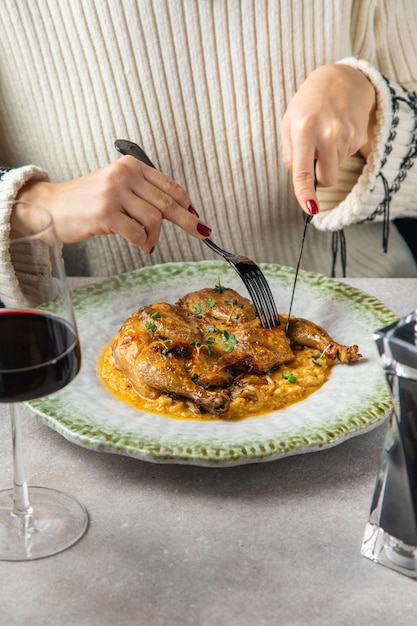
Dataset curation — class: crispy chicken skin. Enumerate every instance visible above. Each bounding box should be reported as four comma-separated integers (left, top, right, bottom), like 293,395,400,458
281,315,362,364
111,287,361,415
177,287,256,325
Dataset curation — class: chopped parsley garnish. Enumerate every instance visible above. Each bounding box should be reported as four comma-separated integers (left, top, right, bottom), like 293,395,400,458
151,311,161,319
205,325,221,334
225,299,243,308
223,330,237,352
145,321,157,332
205,297,216,308
213,278,225,293
191,341,213,356
156,339,173,354
224,298,244,323
312,353,323,367
282,372,297,384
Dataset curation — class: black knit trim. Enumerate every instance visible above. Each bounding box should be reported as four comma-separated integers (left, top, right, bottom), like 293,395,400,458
331,230,347,278
0,166,12,180
361,78,417,224
355,77,417,258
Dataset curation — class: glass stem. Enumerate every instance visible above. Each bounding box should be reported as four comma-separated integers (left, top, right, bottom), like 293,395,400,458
9,404,32,516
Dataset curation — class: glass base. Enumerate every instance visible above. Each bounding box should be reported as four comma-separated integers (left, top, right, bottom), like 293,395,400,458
361,521,417,579
0,486,88,561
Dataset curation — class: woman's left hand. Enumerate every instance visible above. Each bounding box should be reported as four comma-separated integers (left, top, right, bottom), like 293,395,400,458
280,63,377,216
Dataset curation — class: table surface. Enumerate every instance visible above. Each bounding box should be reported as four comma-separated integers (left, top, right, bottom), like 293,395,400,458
1,277,417,626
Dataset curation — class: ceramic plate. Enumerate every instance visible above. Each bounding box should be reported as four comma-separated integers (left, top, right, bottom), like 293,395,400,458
27,261,396,467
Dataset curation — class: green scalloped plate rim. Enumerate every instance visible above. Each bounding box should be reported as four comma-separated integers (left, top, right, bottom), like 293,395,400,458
26,261,397,467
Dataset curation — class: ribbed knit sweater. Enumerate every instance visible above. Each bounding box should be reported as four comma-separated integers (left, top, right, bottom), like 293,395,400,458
1,0,417,305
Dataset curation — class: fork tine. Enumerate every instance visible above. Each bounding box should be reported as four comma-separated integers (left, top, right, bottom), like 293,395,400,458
239,274,270,328
203,239,279,327
228,263,276,328
242,271,279,329
255,272,281,327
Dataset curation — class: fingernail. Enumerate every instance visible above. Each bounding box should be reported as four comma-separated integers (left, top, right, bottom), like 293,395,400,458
196,223,212,237
306,199,319,215
188,205,199,218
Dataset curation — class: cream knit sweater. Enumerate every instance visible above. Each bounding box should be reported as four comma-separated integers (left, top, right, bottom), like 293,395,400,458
1,0,417,305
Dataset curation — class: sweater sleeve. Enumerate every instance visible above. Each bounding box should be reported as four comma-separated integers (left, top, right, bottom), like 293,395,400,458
0,165,50,307
313,57,417,232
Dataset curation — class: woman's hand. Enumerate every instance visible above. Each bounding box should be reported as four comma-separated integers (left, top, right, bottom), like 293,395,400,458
280,63,377,215
16,156,211,253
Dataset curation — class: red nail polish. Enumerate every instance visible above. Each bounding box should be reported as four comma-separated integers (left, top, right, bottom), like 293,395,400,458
306,199,319,215
188,205,199,218
197,223,211,237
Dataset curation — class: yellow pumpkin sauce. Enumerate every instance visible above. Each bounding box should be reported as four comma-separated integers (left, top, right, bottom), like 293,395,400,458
98,339,335,421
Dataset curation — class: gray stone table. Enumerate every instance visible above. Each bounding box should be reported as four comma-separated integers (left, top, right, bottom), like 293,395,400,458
1,278,417,625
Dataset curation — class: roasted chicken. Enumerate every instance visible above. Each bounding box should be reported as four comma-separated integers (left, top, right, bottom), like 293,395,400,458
110,286,361,415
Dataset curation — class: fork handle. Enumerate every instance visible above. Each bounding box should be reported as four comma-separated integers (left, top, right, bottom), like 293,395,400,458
114,139,157,169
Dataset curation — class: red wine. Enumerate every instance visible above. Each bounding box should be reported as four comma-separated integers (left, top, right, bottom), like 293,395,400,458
0,310,81,402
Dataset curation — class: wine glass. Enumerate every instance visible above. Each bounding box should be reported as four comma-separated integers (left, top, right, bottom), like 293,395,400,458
0,201,88,560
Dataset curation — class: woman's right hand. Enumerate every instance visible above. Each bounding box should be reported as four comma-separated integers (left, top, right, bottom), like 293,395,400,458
16,156,211,253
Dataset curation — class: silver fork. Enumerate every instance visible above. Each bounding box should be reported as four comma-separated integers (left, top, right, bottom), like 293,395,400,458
114,140,280,329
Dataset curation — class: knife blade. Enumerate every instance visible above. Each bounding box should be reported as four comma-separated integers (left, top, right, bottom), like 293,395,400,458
285,164,317,333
